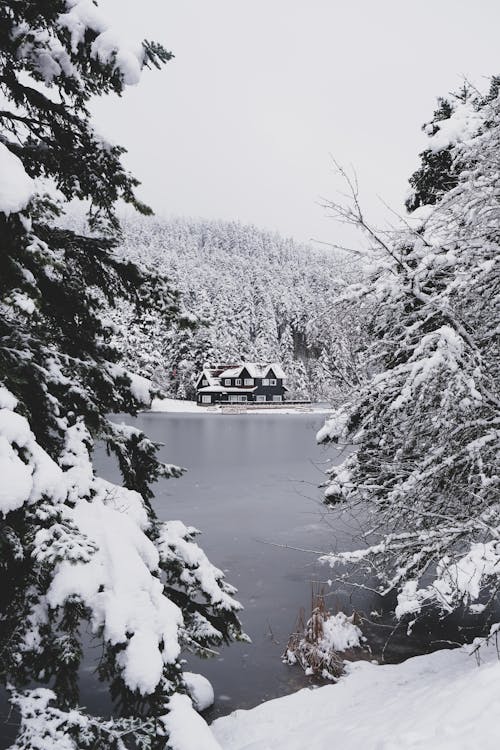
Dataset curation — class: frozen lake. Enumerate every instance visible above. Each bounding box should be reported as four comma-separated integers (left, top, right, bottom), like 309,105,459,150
96,411,345,718
95,410,464,720
91,411,484,721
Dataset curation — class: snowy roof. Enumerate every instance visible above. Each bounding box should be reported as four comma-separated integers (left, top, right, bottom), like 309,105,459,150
220,366,243,377
196,369,221,388
210,362,286,380
264,363,286,379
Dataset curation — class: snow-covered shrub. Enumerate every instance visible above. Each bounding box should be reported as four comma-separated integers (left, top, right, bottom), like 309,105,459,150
0,3,244,748
283,593,365,680
318,80,500,628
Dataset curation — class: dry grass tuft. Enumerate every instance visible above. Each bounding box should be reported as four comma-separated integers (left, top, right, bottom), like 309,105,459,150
283,586,364,680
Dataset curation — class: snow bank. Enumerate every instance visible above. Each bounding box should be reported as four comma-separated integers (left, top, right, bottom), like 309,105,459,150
0,143,35,216
151,398,202,413
165,694,222,750
212,642,500,750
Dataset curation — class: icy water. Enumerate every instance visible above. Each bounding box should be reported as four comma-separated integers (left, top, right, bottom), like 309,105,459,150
91,411,486,721
96,411,343,718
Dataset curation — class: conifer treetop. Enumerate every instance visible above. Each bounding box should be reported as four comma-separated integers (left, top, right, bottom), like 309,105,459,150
0,0,173,227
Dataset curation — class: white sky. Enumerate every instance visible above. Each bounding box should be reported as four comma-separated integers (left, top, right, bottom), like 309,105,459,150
95,0,500,246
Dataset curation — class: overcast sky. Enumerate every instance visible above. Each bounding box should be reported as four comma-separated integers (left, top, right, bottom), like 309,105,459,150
96,0,500,246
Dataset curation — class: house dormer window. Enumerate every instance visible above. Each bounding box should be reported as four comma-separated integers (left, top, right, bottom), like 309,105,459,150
262,378,269,386
244,378,254,386
202,379,208,386
236,378,242,385
224,379,231,385
269,379,277,386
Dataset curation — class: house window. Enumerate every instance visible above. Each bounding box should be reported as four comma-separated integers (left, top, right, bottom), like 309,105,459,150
239,395,247,402
202,379,208,386
224,379,231,385
235,378,242,385
244,378,254,386
272,395,282,402
269,379,277,386
262,378,270,386
201,395,211,403
256,395,266,402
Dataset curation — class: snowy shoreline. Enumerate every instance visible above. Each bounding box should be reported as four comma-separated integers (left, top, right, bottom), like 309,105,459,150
149,397,332,415
211,640,500,750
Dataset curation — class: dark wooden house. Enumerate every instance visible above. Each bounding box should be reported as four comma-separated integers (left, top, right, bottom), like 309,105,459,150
196,362,287,406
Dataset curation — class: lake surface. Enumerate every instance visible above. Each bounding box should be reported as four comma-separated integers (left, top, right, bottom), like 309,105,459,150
97,411,343,718
95,411,483,721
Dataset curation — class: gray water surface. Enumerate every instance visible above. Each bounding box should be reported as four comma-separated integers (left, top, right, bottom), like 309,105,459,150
94,412,487,721
96,411,373,719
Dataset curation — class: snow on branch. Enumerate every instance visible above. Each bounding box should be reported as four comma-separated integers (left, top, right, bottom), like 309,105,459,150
0,142,35,217
8,686,159,750
158,520,242,613
12,0,150,87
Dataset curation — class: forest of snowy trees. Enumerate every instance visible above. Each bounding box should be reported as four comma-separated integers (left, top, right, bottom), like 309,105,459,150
61,214,365,403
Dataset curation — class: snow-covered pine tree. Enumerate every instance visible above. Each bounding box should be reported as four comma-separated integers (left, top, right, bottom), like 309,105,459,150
0,3,243,748
404,95,458,213
405,80,500,213
318,83,499,626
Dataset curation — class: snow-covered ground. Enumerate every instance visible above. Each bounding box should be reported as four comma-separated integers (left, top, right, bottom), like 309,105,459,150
150,398,331,415
211,641,500,750
151,397,201,413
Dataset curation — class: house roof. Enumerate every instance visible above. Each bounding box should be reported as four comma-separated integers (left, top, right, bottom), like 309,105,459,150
212,362,287,380
263,363,286,379
196,369,220,388
220,366,243,377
